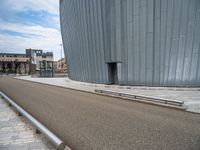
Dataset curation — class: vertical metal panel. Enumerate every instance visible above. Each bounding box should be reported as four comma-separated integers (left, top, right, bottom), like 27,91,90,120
153,0,161,85
110,0,116,62
96,0,103,83
80,0,87,81
101,0,109,83
133,0,140,85
182,0,197,86
115,0,122,62
88,0,95,83
120,0,127,84
76,0,84,81
83,0,89,81
175,0,190,86
168,0,182,86
105,0,111,62
127,0,133,84
139,0,147,85
146,0,154,85
91,0,99,82
164,0,174,86
196,0,200,86
99,0,108,82
190,0,200,85
159,0,167,86
197,42,200,85
60,0,200,87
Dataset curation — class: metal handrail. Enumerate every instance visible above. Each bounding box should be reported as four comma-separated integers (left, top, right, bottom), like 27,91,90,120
0,91,69,150
95,89,184,106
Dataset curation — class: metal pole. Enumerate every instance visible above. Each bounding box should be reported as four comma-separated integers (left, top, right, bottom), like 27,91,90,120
60,44,63,60
0,91,68,150
60,44,63,70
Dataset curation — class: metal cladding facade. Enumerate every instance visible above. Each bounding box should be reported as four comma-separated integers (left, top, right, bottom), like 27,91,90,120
60,0,200,87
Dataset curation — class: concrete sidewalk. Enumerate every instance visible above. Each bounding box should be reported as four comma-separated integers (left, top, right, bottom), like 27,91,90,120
0,97,56,150
15,76,200,113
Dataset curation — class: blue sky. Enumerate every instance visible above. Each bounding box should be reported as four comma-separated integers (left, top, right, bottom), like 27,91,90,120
0,0,62,61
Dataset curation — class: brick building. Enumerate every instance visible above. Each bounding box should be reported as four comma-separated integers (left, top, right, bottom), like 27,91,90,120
0,49,53,75
0,53,30,74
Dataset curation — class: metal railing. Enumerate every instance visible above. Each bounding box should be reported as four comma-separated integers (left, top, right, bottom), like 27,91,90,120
0,91,70,150
95,89,184,106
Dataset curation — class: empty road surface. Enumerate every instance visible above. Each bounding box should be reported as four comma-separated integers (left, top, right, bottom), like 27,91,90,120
0,77,200,150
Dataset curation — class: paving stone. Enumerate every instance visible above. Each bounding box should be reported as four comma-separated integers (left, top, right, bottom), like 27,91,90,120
6,144,30,150
0,97,56,150
0,146,8,150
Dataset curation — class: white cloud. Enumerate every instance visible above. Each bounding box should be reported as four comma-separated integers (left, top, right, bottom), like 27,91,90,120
8,0,59,15
0,0,63,61
0,21,62,61
0,21,59,38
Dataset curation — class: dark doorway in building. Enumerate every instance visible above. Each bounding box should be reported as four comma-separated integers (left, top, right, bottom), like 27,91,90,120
107,63,118,84
2,63,5,73
15,63,20,74
7,63,12,73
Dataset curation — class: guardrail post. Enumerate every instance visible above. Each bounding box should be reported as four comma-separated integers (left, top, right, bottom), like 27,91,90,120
36,128,41,134
17,112,22,116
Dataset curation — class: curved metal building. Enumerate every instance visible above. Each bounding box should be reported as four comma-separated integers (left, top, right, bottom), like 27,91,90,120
60,0,200,87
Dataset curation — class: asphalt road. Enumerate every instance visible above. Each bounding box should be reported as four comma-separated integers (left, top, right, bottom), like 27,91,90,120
0,77,200,150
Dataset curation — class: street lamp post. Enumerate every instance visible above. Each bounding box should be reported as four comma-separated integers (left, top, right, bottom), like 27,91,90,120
60,44,63,69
